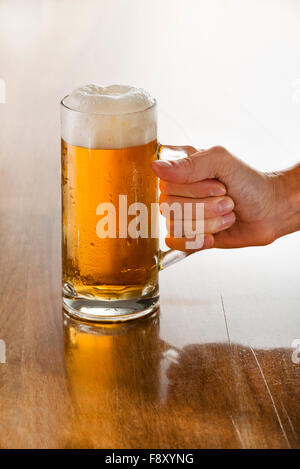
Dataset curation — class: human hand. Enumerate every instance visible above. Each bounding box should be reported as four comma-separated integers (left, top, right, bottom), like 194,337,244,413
152,146,300,251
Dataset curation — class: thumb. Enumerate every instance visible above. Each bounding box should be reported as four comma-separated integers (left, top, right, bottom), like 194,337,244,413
151,146,225,184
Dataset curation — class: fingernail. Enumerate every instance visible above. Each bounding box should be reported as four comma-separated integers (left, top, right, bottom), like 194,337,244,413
152,160,173,168
218,199,234,213
222,213,234,225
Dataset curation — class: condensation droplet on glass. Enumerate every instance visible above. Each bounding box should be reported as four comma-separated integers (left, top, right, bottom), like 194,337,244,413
104,171,113,183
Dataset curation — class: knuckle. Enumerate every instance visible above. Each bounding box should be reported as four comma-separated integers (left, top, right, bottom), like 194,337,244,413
182,157,195,175
210,145,227,155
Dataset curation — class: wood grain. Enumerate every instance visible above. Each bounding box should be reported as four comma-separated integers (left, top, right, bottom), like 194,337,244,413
0,0,300,449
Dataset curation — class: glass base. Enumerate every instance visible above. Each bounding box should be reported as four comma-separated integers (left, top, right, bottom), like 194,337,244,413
62,294,160,323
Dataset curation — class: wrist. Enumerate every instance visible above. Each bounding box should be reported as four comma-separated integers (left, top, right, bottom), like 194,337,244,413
271,165,300,238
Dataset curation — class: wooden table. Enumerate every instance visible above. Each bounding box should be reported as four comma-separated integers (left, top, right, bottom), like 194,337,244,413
0,0,300,449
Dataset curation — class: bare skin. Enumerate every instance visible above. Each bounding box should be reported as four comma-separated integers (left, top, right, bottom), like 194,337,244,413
152,145,300,252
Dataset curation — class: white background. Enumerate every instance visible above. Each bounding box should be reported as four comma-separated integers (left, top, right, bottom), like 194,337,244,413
1,0,300,169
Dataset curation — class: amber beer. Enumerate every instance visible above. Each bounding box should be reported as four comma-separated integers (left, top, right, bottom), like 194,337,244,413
61,85,159,321
61,139,158,298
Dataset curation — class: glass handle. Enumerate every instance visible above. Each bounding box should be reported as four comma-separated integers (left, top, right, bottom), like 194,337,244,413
157,144,195,271
158,248,191,271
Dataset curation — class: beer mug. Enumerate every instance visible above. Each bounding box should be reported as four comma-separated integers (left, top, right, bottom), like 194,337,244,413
61,85,197,322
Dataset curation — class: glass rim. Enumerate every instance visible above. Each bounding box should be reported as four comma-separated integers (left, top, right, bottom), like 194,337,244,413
60,94,157,117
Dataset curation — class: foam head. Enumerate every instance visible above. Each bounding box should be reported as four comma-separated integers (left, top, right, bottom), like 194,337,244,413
61,84,157,149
